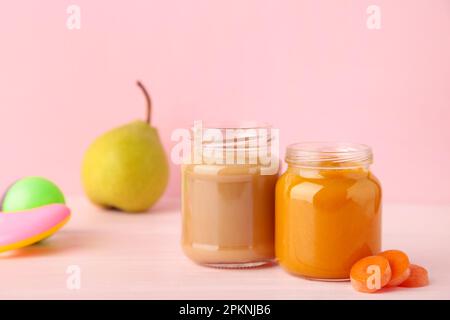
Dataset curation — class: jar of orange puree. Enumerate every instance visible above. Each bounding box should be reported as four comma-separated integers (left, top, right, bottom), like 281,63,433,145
276,142,382,280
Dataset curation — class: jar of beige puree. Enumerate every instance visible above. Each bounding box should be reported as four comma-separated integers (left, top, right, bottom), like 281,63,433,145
181,122,279,268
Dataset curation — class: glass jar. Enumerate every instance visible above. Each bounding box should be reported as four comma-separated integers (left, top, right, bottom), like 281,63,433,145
181,122,279,268
275,142,382,280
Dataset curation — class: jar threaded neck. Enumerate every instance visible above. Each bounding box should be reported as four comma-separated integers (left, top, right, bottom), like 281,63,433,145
285,142,373,168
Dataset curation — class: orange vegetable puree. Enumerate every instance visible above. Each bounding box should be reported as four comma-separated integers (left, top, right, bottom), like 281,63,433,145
275,165,382,280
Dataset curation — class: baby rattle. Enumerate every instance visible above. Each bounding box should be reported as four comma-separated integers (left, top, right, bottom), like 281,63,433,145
0,177,71,254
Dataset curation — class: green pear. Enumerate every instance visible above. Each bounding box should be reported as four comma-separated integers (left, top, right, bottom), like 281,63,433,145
81,81,169,212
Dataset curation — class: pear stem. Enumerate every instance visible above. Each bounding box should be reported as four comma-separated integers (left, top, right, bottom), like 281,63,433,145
136,81,152,124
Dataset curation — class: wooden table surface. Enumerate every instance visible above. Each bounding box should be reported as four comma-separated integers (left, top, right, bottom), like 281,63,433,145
0,196,449,300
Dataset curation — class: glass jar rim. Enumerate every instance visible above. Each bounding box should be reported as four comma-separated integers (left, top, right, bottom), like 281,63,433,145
192,121,274,150
285,141,373,168
202,121,272,130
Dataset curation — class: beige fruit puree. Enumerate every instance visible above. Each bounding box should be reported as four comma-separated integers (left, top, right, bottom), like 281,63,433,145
181,123,278,267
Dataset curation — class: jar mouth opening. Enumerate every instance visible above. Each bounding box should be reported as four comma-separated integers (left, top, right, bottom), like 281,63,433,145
285,142,373,168
191,121,275,151
202,121,272,131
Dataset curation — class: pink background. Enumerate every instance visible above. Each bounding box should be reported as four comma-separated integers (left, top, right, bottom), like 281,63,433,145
0,0,449,204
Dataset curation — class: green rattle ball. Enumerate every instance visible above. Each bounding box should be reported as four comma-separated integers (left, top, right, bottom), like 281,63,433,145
1,176,65,212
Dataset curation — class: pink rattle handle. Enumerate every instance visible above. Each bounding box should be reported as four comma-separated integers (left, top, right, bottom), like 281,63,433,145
0,204,71,253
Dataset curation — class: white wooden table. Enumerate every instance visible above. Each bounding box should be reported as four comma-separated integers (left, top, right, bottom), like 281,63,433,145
0,196,448,299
